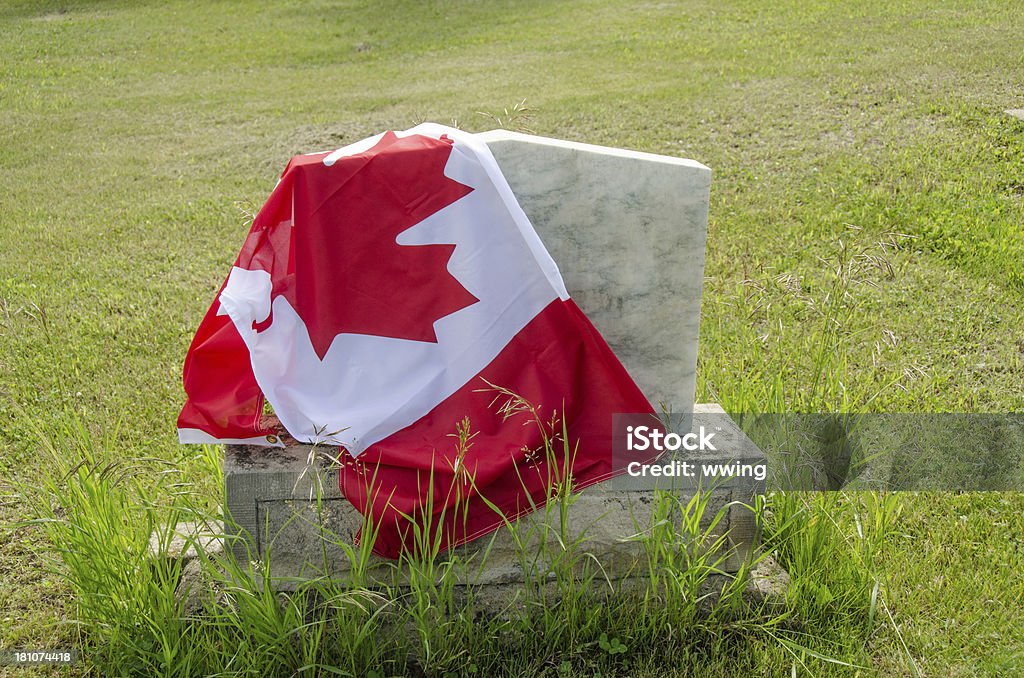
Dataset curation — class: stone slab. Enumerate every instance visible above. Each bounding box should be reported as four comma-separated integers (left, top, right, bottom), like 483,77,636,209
1006,109,1024,121
147,521,224,560
224,405,765,588
221,130,723,589
479,130,711,414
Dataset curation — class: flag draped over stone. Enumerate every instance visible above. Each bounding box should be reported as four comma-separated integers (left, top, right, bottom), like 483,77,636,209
177,124,656,557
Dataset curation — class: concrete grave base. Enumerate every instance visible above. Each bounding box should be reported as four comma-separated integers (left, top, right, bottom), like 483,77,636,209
223,404,765,591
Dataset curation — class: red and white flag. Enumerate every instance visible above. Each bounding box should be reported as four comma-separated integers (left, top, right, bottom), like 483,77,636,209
178,124,656,557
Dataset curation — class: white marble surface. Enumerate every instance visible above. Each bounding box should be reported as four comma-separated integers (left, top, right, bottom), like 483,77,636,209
479,130,711,414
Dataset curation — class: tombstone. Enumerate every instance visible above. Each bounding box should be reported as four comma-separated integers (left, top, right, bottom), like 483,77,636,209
222,130,765,588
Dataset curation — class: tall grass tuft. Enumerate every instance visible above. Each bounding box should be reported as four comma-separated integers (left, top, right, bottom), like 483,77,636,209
11,405,203,675
698,229,915,671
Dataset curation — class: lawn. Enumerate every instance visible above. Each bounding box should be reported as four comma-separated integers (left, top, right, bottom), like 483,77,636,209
1,0,1023,675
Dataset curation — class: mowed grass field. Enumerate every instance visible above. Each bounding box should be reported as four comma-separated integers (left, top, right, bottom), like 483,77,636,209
1,0,1023,675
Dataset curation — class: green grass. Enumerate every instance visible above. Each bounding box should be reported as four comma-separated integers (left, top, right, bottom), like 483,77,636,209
9,403,903,677
2,0,1024,675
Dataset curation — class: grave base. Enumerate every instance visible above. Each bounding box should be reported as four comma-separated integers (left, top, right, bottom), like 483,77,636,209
222,404,765,590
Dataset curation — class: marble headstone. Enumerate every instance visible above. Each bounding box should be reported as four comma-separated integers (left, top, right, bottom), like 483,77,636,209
222,131,736,587
478,130,711,415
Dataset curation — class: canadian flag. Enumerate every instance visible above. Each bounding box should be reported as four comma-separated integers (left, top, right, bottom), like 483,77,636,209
178,124,657,558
